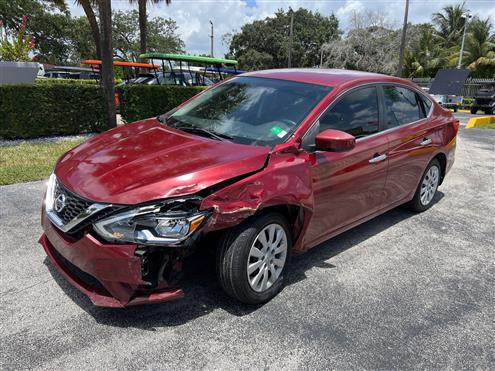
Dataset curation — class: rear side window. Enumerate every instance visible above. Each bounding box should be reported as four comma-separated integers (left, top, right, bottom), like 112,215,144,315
420,94,432,115
319,86,379,138
383,86,423,127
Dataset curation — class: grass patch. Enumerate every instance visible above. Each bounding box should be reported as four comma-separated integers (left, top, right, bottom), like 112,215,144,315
478,123,495,129
0,139,85,185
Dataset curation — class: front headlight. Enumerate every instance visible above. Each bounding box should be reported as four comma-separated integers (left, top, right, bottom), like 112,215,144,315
93,201,207,245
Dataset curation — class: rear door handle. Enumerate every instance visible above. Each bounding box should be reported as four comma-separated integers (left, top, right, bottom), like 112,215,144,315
420,138,432,146
369,154,387,164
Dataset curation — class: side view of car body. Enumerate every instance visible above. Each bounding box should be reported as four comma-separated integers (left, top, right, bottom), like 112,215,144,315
39,69,459,307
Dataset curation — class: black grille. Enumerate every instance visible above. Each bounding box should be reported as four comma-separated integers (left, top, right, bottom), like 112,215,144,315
54,180,93,224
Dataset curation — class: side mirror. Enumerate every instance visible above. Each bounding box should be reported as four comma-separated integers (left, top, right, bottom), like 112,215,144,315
315,129,356,152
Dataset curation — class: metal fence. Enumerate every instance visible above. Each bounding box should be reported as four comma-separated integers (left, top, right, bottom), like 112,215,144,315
409,77,495,97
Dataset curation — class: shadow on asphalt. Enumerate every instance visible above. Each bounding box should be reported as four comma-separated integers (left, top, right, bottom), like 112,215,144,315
45,192,444,330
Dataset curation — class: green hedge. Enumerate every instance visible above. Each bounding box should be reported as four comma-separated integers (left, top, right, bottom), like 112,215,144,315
118,85,205,123
35,78,123,85
35,78,100,85
0,83,109,139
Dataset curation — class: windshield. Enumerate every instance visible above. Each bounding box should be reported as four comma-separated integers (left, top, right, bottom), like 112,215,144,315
167,76,332,147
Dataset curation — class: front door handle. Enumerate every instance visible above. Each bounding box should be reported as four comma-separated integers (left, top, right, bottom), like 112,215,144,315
420,138,432,146
369,154,387,164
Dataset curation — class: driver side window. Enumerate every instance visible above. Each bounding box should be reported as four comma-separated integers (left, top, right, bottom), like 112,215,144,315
319,86,379,138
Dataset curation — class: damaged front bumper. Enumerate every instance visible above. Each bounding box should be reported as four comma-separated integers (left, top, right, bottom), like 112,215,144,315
39,209,186,307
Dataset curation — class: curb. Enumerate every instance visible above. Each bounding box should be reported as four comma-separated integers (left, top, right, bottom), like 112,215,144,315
466,116,495,128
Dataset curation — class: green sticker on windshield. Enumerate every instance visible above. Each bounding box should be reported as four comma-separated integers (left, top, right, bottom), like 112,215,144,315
271,126,288,138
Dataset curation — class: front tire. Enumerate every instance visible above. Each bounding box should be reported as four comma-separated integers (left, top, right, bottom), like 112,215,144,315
216,212,291,304
470,107,478,114
407,159,441,212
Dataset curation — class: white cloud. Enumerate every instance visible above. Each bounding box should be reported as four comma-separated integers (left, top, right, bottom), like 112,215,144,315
336,0,364,21
68,0,495,58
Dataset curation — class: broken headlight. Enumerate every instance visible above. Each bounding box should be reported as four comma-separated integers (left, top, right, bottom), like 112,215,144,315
93,199,207,245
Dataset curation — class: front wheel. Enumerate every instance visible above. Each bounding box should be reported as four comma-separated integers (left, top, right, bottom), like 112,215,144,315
407,159,441,212
484,108,494,115
470,107,478,114
216,212,291,304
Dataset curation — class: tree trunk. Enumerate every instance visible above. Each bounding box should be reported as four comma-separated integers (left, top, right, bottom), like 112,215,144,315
97,0,117,128
79,0,102,59
138,0,147,58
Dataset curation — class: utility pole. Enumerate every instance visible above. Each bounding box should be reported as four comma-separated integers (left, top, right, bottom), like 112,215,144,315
397,0,409,77
458,12,472,68
288,10,294,68
209,20,214,57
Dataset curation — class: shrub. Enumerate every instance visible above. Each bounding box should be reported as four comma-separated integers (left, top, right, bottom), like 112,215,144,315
35,78,100,85
35,78,123,85
118,85,205,123
0,83,108,139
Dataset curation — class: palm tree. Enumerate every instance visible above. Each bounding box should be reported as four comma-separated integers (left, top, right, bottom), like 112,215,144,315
76,0,102,59
50,0,115,126
129,0,172,57
463,18,495,76
404,25,447,77
432,3,466,49
96,0,117,128
47,1,100,58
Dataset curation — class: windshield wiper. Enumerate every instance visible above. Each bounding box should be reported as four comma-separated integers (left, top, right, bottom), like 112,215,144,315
174,125,233,142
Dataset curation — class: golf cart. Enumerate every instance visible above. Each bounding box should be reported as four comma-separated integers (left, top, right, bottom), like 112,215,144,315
81,59,160,110
139,53,239,86
81,59,160,85
470,82,495,115
43,65,100,80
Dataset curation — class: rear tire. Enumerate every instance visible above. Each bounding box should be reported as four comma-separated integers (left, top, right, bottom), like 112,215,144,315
407,159,441,212
216,212,291,304
470,107,477,114
484,108,493,115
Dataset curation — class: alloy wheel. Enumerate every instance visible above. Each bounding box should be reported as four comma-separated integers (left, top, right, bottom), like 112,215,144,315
420,165,439,206
247,223,288,293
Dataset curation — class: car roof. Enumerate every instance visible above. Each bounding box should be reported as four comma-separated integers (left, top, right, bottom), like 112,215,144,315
242,68,407,88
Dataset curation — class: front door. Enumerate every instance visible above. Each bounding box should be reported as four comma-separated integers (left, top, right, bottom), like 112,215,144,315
303,86,389,247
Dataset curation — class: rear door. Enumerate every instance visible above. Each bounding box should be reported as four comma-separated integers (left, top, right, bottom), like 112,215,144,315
303,85,389,247
380,84,438,204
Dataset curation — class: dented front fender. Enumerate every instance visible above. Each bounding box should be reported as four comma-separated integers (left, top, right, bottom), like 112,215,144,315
200,151,315,252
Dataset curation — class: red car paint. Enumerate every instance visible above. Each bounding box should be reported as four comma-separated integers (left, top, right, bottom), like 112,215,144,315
39,69,457,307
54,120,270,204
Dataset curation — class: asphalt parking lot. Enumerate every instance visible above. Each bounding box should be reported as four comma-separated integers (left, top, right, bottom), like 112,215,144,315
1,122,494,369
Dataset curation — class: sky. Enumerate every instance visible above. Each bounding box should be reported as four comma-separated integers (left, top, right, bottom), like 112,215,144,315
68,0,495,57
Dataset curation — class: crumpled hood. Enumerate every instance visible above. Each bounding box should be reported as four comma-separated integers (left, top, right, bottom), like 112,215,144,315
55,118,270,204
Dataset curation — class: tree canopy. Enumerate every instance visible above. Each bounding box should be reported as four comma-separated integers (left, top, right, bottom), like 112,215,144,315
227,8,340,70
112,10,184,62
0,1,184,65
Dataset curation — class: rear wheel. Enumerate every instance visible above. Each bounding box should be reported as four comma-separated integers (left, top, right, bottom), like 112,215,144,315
484,108,493,115
216,212,291,304
470,107,478,114
407,159,441,212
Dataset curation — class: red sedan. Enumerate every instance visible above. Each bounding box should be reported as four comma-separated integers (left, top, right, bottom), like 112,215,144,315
39,69,459,307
